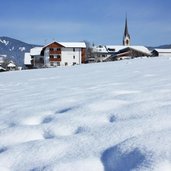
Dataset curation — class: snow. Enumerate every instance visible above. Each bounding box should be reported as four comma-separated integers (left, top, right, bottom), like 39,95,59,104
0,39,9,46
0,57,171,171
42,42,86,49
19,47,26,52
154,49,171,53
7,62,16,67
106,45,151,54
59,42,86,48
30,47,43,56
92,45,151,55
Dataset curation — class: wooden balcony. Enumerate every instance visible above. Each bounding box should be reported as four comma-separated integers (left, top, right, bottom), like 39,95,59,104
49,58,61,62
49,50,61,54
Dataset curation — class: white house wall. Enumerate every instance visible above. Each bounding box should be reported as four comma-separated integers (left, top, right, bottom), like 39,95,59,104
24,53,32,65
61,48,82,66
43,47,82,67
158,53,171,57
44,48,50,67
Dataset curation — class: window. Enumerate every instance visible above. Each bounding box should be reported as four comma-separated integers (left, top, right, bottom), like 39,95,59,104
73,55,75,59
73,48,75,52
50,62,54,66
57,48,60,51
57,62,60,66
57,55,61,58
50,48,53,51
65,62,68,66
50,55,54,58
73,62,76,65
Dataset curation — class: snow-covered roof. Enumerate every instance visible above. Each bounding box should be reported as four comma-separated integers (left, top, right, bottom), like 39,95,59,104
30,47,43,56
129,46,151,55
24,53,32,65
7,62,16,67
106,45,126,52
43,41,86,49
0,66,6,71
154,49,171,53
59,42,86,48
106,45,151,54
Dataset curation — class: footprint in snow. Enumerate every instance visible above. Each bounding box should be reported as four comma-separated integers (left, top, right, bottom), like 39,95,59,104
109,115,117,123
75,126,86,134
55,106,77,114
0,146,7,153
42,116,54,124
43,129,55,139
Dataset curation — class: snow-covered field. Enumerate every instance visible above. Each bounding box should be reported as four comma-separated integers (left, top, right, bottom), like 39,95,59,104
0,57,171,171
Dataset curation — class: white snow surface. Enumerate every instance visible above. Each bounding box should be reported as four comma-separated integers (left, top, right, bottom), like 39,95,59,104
0,57,171,171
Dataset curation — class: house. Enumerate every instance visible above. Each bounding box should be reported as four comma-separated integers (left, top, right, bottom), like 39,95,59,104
24,41,86,68
107,45,151,60
151,49,171,57
7,61,17,71
91,45,151,62
24,47,43,69
91,45,110,62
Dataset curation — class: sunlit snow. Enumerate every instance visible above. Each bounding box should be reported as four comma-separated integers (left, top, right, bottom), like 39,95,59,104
0,57,171,171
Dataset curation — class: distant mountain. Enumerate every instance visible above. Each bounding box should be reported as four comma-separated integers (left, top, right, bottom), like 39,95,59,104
154,44,171,49
0,36,40,67
148,44,171,50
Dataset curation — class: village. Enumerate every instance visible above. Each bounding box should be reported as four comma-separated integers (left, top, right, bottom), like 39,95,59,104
1,17,171,72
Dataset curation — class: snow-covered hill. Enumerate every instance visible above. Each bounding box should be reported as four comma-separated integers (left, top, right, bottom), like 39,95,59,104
0,57,171,171
0,36,39,67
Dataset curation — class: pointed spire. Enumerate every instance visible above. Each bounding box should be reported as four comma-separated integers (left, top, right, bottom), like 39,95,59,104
123,14,131,46
124,15,129,37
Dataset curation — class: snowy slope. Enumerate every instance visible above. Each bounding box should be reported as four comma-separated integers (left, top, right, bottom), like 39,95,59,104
0,57,171,171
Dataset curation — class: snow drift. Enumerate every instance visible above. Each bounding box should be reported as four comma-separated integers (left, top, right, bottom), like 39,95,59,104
0,57,171,171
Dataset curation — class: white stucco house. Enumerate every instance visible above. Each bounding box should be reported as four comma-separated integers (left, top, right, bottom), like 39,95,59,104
24,41,86,69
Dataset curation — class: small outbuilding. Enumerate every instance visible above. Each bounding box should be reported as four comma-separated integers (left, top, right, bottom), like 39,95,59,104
7,61,17,71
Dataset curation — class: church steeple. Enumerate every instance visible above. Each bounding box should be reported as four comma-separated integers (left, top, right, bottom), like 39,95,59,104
123,15,131,46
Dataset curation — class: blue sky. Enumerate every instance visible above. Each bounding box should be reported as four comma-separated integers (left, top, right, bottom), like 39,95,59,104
0,0,171,46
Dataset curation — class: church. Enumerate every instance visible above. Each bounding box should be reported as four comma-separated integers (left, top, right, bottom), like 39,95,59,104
90,17,151,62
